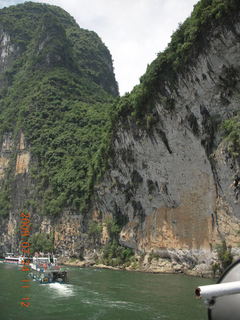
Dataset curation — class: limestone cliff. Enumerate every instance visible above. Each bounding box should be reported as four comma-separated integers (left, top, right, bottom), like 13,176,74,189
0,2,118,255
0,0,240,276
90,1,240,274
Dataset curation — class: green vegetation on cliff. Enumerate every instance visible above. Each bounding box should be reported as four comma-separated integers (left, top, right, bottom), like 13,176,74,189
98,0,240,182
0,0,239,219
212,241,233,275
29,232,54,254
0,2,118,215
223,114,240,158
101,240,134,267
116,0,240,122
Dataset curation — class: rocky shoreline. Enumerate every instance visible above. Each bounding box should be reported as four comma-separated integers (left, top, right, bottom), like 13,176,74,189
59,246,240,278
60,257,215,278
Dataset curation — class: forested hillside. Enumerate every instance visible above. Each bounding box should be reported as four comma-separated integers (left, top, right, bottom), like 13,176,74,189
0,2,118,217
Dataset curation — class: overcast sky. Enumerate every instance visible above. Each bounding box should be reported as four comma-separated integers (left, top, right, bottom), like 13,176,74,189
0,0,199,95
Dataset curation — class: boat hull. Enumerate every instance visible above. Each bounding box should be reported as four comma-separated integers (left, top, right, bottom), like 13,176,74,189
29,269,67,284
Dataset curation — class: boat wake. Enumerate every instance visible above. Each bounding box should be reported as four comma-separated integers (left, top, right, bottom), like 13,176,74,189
47,283,75,297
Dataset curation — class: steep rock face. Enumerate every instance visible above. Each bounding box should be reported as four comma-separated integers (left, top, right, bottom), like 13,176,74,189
0,2,118,255
0,1,240,276
93,14,240,267
0,29,19,78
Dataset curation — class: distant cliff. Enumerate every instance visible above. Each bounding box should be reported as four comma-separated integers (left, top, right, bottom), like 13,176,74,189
1,0,240,276
0,2,118,254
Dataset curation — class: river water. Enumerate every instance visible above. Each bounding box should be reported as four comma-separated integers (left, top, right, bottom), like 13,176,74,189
1,263,213,320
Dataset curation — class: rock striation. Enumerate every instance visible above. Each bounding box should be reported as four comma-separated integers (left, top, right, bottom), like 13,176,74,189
92,6,240,274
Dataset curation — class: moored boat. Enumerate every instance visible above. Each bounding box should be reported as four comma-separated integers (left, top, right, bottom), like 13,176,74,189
4,253,29,264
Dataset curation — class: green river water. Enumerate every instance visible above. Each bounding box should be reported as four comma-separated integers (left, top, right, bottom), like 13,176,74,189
0,263,213,320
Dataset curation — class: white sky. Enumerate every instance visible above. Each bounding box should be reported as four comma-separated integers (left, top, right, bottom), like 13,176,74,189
0,0,199,95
